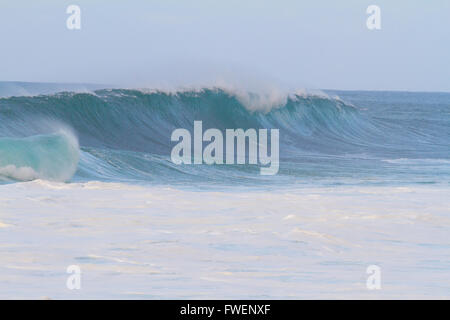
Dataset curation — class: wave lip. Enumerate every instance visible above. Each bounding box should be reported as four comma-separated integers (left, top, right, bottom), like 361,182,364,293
0,130,80,182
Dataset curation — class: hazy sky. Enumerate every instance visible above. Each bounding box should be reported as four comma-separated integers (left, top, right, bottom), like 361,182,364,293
0,0,449,91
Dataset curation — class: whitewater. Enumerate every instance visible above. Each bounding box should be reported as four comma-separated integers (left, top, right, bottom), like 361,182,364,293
0,83,449,298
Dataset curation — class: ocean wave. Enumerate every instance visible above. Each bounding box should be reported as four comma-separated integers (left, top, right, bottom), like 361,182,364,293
0,87,448,184
0,130,79,182
0,87,365,152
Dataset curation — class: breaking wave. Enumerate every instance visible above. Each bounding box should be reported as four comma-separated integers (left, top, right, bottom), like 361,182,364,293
0,87,448,185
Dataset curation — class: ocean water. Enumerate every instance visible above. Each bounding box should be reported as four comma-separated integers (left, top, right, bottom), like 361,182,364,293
0,84,449,298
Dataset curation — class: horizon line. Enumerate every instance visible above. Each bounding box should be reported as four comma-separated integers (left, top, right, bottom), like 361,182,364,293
1,80,449,95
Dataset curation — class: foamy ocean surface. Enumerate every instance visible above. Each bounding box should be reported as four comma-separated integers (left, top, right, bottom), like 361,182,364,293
0,82,449,298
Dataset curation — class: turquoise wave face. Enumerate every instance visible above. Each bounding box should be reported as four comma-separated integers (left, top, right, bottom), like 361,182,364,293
0,131,79,182
0,88,449,186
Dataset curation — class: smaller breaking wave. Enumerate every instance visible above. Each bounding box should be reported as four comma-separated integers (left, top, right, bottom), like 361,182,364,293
0,130,80,182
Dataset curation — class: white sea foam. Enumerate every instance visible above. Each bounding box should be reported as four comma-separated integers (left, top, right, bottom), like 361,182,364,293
1,181,449,299
0,165,40,181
